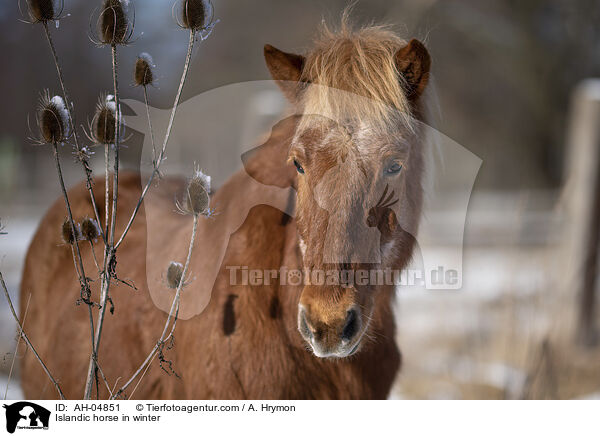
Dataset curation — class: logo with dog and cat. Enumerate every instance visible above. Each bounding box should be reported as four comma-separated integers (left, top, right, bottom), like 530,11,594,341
2,402,51,433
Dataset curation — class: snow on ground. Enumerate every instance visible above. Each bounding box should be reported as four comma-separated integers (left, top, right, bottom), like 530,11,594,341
2,191,598,399
0,374,23,400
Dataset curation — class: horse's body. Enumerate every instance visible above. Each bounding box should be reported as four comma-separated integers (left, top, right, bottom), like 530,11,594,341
20,22,430,399
20,120,400,399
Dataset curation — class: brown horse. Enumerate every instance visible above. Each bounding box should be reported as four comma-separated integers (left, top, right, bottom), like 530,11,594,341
19,22,430,399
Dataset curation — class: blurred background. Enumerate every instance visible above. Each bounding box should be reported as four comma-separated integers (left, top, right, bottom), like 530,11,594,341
1,0,599,399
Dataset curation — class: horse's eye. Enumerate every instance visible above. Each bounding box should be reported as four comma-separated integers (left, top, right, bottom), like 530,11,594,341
386,162,402,175
293,159,305,174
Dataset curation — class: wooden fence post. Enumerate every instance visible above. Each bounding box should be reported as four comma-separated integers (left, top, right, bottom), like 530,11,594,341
564,79,600,347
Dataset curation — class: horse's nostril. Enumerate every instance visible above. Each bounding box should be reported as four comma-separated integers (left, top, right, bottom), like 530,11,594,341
341,308,360,341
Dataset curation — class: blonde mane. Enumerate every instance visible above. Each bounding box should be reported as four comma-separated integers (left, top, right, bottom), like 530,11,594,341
299,18,414,135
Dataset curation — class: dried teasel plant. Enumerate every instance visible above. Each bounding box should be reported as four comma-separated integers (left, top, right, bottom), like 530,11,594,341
177,166,213,217
80,217,102,272
81,217,101,242
134,52,155,87
112,200,202,399
96,0,133,46
114,0,218,254
23,0,65,24
86,0,215,399
35,91,95,320
175,0,217,38
180,0,211,31
61,218,81,245
166,262,184,289
14,0,220,401
27,0,106,245
133,52,158,165
34,91,70,145
88,95,122,145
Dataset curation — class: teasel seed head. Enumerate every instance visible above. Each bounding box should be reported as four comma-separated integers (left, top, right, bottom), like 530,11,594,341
26,0,56,23
166,261,184,289
134,52,155,87
180,0,213,31
81,217,101,242
61,218,81,245
183,167,211,216
91,95,121,145
98,0,130,45
38,92,70,145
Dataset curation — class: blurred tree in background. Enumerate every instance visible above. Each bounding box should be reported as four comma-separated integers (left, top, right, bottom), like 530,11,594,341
0,0,598,206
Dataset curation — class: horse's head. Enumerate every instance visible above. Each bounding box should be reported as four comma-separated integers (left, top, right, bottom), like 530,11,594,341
264,24,430,358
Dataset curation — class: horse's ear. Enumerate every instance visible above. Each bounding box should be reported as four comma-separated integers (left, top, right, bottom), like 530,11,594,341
395,39,431,100
264,44,306,102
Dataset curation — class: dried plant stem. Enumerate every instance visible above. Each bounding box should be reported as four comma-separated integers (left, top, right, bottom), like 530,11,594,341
115,30,196,250
54,143,97,396
83,273,112,398
4,294,30,400
104,145,110,235
109,44,121,251
52,144,85,283
144,85,157,166
0,271,66,400
84,43,122,400
159,30,196,171
110,377,122,396
83,286,112,398
92,354,113,398
112,215,199,399
69,245,96,348
53,144,96,337
42,21,105,244
88,241,102,273
128,351,158,400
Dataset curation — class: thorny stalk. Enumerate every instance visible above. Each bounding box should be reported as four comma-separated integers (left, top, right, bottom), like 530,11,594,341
84,43,122,400
111,214,199,399
0,271,66,400
52,143,96,343
69,245,96,348
92,354,113,398
143,85,157,167
4,294,30,400
42,21,105,244
104,145,110,235
88,240,102,273
30,5,212,401
109,43,121,260
115,29,196,250
128,352,158,400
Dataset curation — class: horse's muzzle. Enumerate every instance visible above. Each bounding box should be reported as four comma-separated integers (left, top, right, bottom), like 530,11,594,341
297,304,364,358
